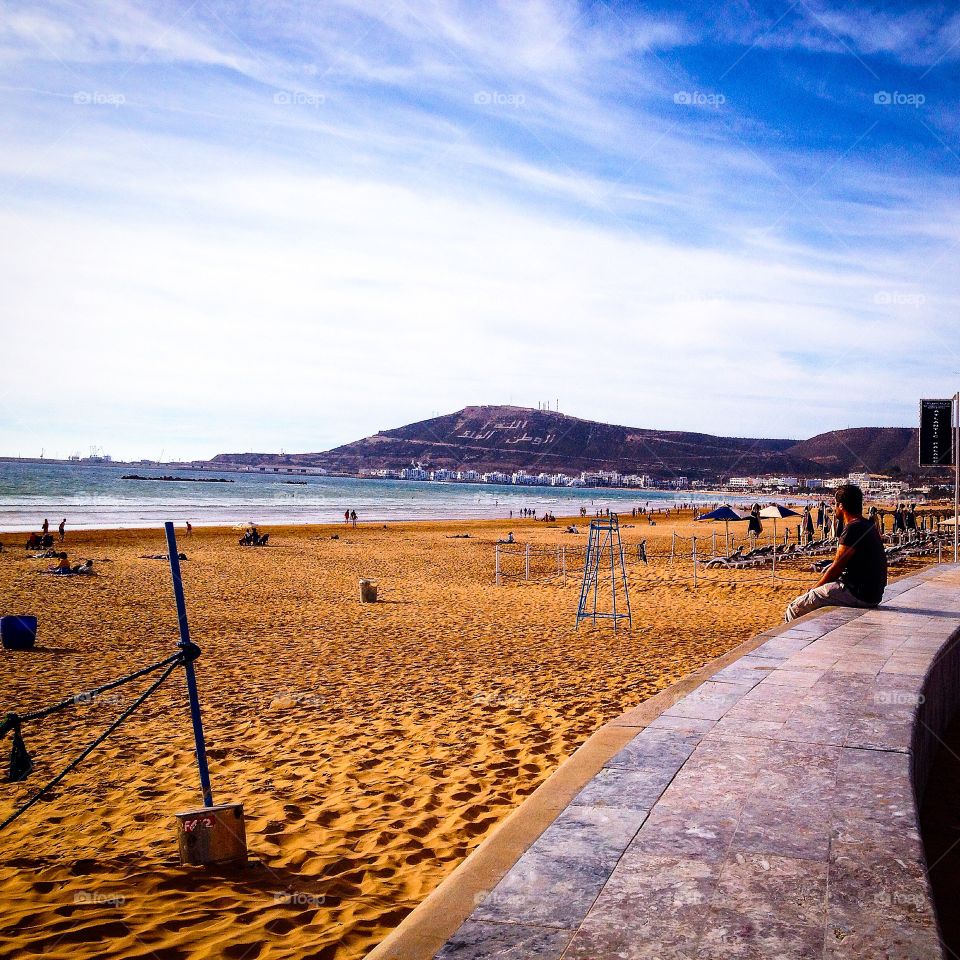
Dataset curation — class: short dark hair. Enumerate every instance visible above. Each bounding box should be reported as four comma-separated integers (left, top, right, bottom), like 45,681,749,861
835,483,863,515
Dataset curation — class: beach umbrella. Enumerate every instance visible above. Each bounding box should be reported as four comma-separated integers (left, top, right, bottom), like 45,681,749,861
759,504,801,574
695,505,751,555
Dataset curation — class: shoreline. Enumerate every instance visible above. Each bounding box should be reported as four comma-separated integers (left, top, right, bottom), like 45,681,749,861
1,495,951,537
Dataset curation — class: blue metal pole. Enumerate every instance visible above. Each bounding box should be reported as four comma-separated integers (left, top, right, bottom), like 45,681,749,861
164,521,214,808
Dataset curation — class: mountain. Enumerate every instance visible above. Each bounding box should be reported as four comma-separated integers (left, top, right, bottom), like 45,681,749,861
212,406,942,480
213,405,806,478
785,427,921,475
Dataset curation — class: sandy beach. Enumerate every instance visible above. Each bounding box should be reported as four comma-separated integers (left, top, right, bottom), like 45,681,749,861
0,512,939,959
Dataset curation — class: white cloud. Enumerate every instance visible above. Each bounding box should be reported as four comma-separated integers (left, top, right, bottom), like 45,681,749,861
1,0,958,460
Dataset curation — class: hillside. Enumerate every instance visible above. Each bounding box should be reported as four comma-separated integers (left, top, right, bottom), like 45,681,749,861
212,407,945,480
214,405,811,479
786,427,923,475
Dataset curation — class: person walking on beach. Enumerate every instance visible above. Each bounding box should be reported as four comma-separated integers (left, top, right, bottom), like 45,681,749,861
893,504,905,534
785,484,886,621
350,510,357,528
186,521,193,536
905,503,918,538
42,518,49,536
58,518,66,542
344,510,350,525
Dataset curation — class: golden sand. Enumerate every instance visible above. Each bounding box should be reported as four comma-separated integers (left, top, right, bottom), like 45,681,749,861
0,513,933,958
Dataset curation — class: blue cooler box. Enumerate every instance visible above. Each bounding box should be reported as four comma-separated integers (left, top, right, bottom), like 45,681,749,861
1,616,37,650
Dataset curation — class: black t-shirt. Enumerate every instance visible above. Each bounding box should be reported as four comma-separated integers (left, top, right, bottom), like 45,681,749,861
839,517,887,605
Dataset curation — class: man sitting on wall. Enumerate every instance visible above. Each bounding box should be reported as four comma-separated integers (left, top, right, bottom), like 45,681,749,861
785,484,887,622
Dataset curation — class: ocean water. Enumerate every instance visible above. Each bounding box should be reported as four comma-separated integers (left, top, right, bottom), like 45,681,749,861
0,460,750,532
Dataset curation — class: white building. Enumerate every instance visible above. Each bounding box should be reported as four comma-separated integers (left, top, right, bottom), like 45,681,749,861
581,470,622,487
400,467,429,481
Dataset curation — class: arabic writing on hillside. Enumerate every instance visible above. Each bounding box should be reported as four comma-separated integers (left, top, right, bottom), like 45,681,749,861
456,420,556,446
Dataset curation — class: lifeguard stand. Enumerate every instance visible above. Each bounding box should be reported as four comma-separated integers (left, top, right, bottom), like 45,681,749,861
576,513,632,630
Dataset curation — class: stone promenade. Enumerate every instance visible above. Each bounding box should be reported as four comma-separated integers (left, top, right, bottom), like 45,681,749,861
437,566,960,959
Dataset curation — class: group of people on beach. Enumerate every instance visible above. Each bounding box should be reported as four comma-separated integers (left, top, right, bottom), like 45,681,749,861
344,509,358,527
239,525,269,546
45,554,94,575
23,516,94,573
26,518,66,550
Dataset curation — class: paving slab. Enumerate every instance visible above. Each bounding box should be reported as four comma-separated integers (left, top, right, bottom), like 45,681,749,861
430,566,960,959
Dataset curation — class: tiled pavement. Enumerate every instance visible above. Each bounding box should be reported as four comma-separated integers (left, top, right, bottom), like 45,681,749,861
436,566,960,959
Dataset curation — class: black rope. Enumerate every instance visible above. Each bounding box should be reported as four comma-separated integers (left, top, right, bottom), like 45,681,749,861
0,656,184,833
20,650,185,723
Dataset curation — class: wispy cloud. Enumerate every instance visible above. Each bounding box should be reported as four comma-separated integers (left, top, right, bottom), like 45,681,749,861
1,0,958,459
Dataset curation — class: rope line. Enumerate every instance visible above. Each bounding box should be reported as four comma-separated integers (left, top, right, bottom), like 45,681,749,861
20,650,185,723
0,656,184,832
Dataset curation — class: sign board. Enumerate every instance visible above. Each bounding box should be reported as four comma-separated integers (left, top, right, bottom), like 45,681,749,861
919,399,954,467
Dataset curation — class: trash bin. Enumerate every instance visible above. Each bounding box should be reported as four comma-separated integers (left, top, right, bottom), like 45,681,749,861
1,616,37,650
359,579,378,603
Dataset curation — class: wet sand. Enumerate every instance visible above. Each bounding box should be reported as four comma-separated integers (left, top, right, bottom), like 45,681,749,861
0,514,934,958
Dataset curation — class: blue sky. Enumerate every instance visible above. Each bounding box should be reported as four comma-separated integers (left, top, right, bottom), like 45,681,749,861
2,0,959,460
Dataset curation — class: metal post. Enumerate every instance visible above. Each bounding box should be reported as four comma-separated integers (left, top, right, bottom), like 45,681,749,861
772,519,777,578
955,392,959,563
525,542,530,581
671,532,676,561
495,544,500,586
692,536,697,588
164,521,213,808
610,523,618,630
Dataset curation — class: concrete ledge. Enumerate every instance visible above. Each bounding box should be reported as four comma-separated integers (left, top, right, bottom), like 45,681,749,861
423,564,957,960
